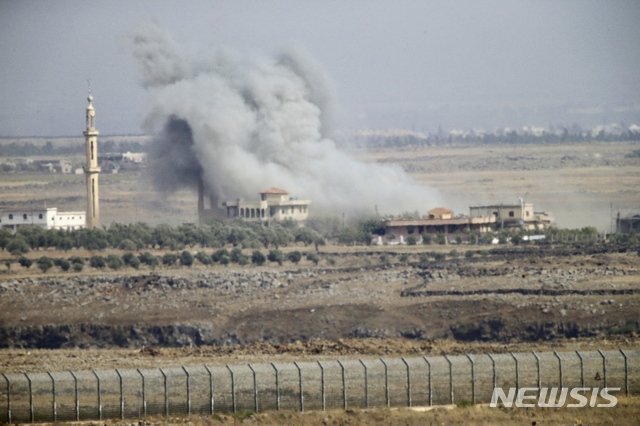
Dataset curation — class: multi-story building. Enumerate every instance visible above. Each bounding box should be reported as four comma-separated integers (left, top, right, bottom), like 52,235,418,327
469,199,554,230
0,208,85,232
222,188,311,222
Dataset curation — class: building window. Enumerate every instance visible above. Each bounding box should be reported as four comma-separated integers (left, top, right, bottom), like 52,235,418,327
261,194,267,201
509,211,514,217
526,211,530,217
39,214,43,219
23,214,27,220
8,214,13,220
282,207,288,214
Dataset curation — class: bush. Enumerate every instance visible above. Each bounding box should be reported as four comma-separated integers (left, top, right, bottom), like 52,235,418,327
180,251,194,266
7,238,30,255
139,252,160,267
386,232,396,241
212,249,229,263
305,251,320,265
433,252,446,261
421,233,432,245
379,254,389,264
419,253,429,263
267,249,284,265
251,250,266,266
37,256,54,272
107,254,124,270
68,256,85,266
90,255,106,268
399,253,410,263
195,251,212,265
435,233,446,245
286,251,302,264
162,252,178,266
18,256,32,269
480,250,490,257
406,235,417,245
230,247,243,263
465,250,474,258
326,257,336,266
118,239,137,251
454,233,463,244
73,262,84,272
56,258,71,272
449,249,459,258
218,254,230,265
237,254,250,265
122,252,140,269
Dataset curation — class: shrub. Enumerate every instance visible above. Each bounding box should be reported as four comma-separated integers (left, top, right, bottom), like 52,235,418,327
68,256,85,266
480,250,490,257
118,239,137,251
195,251,212,265
399,253,410,263
107,254,124,270
386,232,396,241
73,262,84,272
162,252,178,266
379,254,389,264
237,254,250,265
58,258,71,272
465,250,474,258
212,249,229,263
122,252,140,269
305,251,320,265
18,256,32,269
421,233,432,245
218,254,230,265
433,252,446,261
326,257,336,266
267,249,284,265
139,252,160,267
406,235,417,245
435,233,446,245
449,249,459,258
230,247,243,263
419,253,429,263
180,251,194,266
7,238,30,255
37,256,54,272
286,251,302,264
90,255,106,268
454,233,463,244
251,250,266,266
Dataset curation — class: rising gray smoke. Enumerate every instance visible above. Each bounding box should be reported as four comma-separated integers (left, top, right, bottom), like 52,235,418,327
130,21,443,216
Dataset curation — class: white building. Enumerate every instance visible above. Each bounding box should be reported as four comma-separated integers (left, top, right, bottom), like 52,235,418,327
222,188,311,222
469,199,554,230
1,208,86,233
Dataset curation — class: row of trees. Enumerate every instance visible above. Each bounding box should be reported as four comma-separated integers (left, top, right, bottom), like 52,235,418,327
0,140,145,157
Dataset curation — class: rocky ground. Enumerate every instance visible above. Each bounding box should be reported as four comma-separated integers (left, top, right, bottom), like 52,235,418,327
1,243,639,354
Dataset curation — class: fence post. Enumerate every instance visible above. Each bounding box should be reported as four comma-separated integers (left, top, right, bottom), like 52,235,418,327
182,366,191,416
116,369,124,420
2,373,10,424
203,365,214,415
159,368,169,416
70,370,80,421
511,353,519,391
24,373,33,423
359,359,368,408
576,351,584,388
488,353,496,391
553,351,563,388
226,365,236,413
466,354,475,404
270,363,280,411
294,362,304,412
137,369,146,418
444,355,453,405
337,360,347,410
380,358,390,407
620,350,629,397
47,372,57,422
248,364,258,413
92,370,102,420
532,352,541,390
316,361,325,411
401,358,411,407
423,356,432,406
598,349,607,388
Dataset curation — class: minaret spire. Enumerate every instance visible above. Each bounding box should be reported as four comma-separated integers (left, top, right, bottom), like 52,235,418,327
83,89,101,228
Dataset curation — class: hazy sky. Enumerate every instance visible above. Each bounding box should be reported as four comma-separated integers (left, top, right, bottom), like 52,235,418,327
1,0,639,137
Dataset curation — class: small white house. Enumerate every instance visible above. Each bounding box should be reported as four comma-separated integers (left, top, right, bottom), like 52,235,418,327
1,208,86,233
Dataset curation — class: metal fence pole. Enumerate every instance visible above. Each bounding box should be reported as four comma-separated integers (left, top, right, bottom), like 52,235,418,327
598,349,607,388
380,358,390,407
423,356,432,406
47,372,57,422
204,365,214,415
226,365,236,413
137,369,146,418
488,353,496,391
401,358,411,407
554,351,563,388
444,355,453,404
359,359,368,408
70,370,80,421
92,370,102,421
2,373,10,424
532,352,543,390
182,366,191,416
511,353,519,391
115,369,124,420
248,364,258,413
620,350,629,397
294,362,304,412
24,373,33,423
316,361,325,411
337,360,347,410
159,368,169,416
576,351,584,388
466,354,475,404
270,363,280,411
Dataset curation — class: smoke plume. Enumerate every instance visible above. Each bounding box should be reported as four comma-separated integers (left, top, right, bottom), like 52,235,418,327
131,21,443,217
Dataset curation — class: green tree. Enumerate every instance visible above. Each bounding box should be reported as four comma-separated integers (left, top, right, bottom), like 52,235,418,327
7,238,30,255
37,256,54,272
212,249,229,263
139,252,160,267
195,251,212,265
230,247,243,263
107,254,124,270
122,252,140,269
18,256,33,269
162,252,178,266
454,233,463,244
435,233,446,245
251,250,266,266
267,249,284,265
305,251,320,264
286,250,302,264
180,251,194,266
421,233,432,245
406,235,417,245
90,255,106,268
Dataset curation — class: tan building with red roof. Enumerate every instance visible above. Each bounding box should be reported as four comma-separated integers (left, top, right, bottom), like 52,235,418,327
222,188,311,222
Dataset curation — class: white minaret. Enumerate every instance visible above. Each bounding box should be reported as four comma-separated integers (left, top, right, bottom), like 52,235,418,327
83,93,101,228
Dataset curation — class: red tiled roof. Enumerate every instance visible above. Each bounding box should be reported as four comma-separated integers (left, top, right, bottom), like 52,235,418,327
431,207,452,213
259,187,288,194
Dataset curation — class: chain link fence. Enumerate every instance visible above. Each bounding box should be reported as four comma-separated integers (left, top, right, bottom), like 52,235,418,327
1,349,638,422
